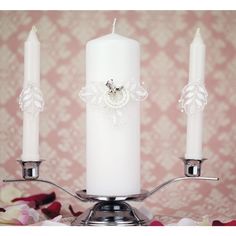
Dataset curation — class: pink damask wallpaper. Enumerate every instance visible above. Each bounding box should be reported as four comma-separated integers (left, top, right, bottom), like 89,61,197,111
1,11,236,222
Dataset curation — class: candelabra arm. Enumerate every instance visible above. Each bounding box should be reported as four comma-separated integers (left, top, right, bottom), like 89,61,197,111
144,176,219,200
3,179,88,202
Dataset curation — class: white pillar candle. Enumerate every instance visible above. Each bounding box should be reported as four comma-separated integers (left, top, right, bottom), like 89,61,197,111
82,22,145,196
183,29,207,160
20,26,44,162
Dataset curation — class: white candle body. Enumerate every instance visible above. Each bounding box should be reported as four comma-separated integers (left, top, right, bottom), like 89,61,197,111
185,30,206,160
86,33,140,196
22,29,40,161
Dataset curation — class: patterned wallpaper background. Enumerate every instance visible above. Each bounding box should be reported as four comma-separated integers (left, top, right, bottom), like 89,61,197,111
1,11,236,221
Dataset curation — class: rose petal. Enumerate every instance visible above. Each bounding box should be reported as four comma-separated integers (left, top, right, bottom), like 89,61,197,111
12,192,56,209
0,203,40,225
68,205,82,217
40,220,66,226
0,208,6,212
0,185,23,204
212,220,236,226
177,218,198,226
41,201,61,219
149,220,164,226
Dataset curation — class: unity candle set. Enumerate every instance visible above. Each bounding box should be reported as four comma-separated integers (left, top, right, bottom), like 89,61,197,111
3,18,219,226
19,21,207,196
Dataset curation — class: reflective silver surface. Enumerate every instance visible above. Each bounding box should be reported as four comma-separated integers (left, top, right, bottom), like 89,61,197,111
3,158,219,226
71,201,150,226
3,178,87,202
181,158,207,177
4,176,219,203
75,176,219,202
18,160,42,180
75,189,149,202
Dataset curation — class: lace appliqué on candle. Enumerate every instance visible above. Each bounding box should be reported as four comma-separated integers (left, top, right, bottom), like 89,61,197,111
79,79,148,125
19,84,44,115
179,82,208,114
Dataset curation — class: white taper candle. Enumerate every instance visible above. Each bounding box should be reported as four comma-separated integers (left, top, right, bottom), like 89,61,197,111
21,26,42,161
185,28,206,160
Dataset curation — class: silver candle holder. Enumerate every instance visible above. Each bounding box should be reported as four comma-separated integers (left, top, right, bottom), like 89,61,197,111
17,160,43,180
3,158,219,226
181,158,207,177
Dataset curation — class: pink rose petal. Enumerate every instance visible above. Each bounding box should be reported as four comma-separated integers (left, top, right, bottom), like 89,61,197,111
68,205,83,217
0,208,6,212
212,220,236,226
149,220,164,226
41,201,61,219
12,192,56,209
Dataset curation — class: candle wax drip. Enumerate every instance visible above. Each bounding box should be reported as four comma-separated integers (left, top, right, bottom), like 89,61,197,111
112,18,117,33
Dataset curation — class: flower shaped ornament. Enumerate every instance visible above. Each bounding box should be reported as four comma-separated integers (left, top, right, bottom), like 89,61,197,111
79,79,148,125
179,82,208,114
19,84,44,115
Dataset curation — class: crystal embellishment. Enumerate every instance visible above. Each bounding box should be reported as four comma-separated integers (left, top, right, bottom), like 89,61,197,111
79,79,148,125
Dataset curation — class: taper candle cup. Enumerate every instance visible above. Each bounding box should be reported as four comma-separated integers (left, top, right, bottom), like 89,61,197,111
18,160,42,180
181,158,206,177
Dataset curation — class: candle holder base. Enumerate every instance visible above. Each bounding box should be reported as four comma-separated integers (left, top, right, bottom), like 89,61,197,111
71,189,150,226
71,201,149,226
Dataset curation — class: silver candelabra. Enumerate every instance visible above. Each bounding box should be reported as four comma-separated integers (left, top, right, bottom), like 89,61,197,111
3,158,219,226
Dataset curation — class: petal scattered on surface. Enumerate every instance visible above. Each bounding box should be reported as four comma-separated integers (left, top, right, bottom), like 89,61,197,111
0,185,23,204
0,203,40,225
149,220,164,226
12,192,56,209
41,201,61,219
212,220,236,226
0,208,6,212
68,205,82,217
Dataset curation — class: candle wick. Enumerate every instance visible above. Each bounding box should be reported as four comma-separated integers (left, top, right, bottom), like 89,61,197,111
195,27,201,37
31,25,38,33
112,18,117,33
